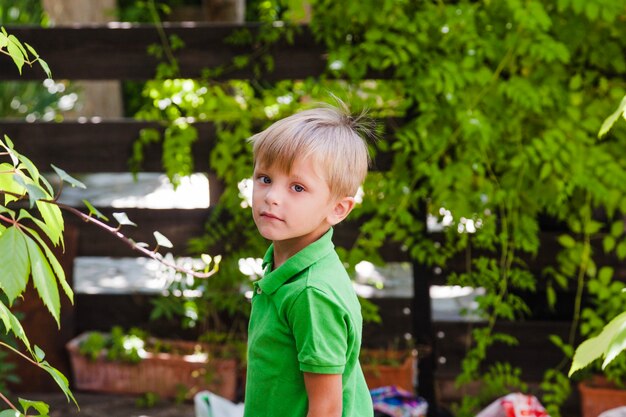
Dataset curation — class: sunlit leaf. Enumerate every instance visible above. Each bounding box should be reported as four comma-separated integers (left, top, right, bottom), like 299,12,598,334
1,134,14,149
6,36,24,74
52,164,86,189
23,42,39,58
557,234,576,248
598,96,626,138
25,236,61,327
603,313,626,368
0,227,30,304
20,224,73,303
113,212,137,227
8,35,27,58
18,398,49,416
153,231,173,248
36,200,64,248
0,409,20,417
0,162,24,204
570,311,626,376
1,135,19,166
82,200,109,221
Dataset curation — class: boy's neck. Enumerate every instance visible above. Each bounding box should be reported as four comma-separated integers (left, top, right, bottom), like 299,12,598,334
271,227,331,269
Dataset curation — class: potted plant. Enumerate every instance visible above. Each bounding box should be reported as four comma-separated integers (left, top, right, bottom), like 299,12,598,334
361,347,418,392
67,326,239,401
569,267,626,417
567,98,626,417
147,256,251,398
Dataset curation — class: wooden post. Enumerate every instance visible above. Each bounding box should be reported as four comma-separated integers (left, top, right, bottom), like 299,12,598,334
412,260,438,413
41,0,123,119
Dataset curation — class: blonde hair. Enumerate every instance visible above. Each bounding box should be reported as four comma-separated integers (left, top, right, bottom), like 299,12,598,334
249,104,372,199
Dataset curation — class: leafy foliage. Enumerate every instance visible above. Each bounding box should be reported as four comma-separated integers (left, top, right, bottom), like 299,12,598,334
129,1,626,415
0,23,221,415
79,327,149,364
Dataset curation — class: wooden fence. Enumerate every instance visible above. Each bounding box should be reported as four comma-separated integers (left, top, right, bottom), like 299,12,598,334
1,23,586,412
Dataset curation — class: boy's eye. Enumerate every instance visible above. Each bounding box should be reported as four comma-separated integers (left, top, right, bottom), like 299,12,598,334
292,184,305,192
258,175,271,184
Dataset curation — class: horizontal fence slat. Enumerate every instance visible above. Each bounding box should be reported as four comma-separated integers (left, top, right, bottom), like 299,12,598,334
0,120,394,173
1,120,215,172
1,23,330,81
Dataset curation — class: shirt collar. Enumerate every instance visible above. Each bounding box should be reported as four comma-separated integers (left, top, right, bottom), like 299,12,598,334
258,228,335,295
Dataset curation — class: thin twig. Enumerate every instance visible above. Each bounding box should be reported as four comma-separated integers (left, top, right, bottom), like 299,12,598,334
0,190,218,279
0,391,18,413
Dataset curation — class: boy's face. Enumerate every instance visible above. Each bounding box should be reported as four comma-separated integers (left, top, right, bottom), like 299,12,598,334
252,156,345,256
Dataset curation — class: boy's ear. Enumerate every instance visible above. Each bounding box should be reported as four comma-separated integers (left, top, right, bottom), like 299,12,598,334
327,196,355,226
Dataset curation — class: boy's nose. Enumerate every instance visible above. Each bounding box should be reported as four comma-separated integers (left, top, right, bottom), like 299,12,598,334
264,187,280,205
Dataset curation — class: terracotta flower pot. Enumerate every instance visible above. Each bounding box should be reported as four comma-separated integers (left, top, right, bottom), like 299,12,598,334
361,349,417,392
579,375,626,417
67,333,238,400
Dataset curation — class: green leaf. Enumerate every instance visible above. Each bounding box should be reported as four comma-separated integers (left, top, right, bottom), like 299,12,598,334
558,234,576,248
25,236,61,327
23,42,39,58
610,220,624,237
0,227,30,304
598,267,613,283
617,241,626,260
18,398,49,416
153,231,173,248
570,311,626,376
8,35,27,58
20,224,73,303
17,153,42,186
34,345,46,362
39,361,78,407
584,220,603,234
0,300,31,350
0,410,21,417
51,165,85,189
584,2,599,20
113,212,137,227
603,235,616,253
38,58,51,79
6,36,24,74
598,96,626,138
546,283,556,309
0,162,24,204
82,200,109,221
0,136,19,167
12,173,47,208
0,32,7,48
36,200,64,247
604,317,626,368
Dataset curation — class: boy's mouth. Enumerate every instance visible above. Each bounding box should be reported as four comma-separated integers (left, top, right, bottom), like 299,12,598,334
260,211,283,221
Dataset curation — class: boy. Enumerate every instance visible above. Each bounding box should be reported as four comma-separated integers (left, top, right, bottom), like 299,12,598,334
244,104,374,417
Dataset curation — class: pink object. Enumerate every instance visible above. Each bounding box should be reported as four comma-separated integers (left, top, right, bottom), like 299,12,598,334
476,393,549,417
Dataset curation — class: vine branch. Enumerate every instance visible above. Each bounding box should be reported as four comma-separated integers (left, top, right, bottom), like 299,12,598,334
0,190,218,279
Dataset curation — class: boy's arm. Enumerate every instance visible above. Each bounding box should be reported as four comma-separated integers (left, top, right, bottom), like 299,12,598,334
303,372,342,417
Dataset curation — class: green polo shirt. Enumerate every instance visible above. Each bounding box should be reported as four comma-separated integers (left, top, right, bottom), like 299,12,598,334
243,228,373,417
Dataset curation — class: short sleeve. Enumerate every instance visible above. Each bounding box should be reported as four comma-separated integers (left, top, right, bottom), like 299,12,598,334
288,287,348,374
